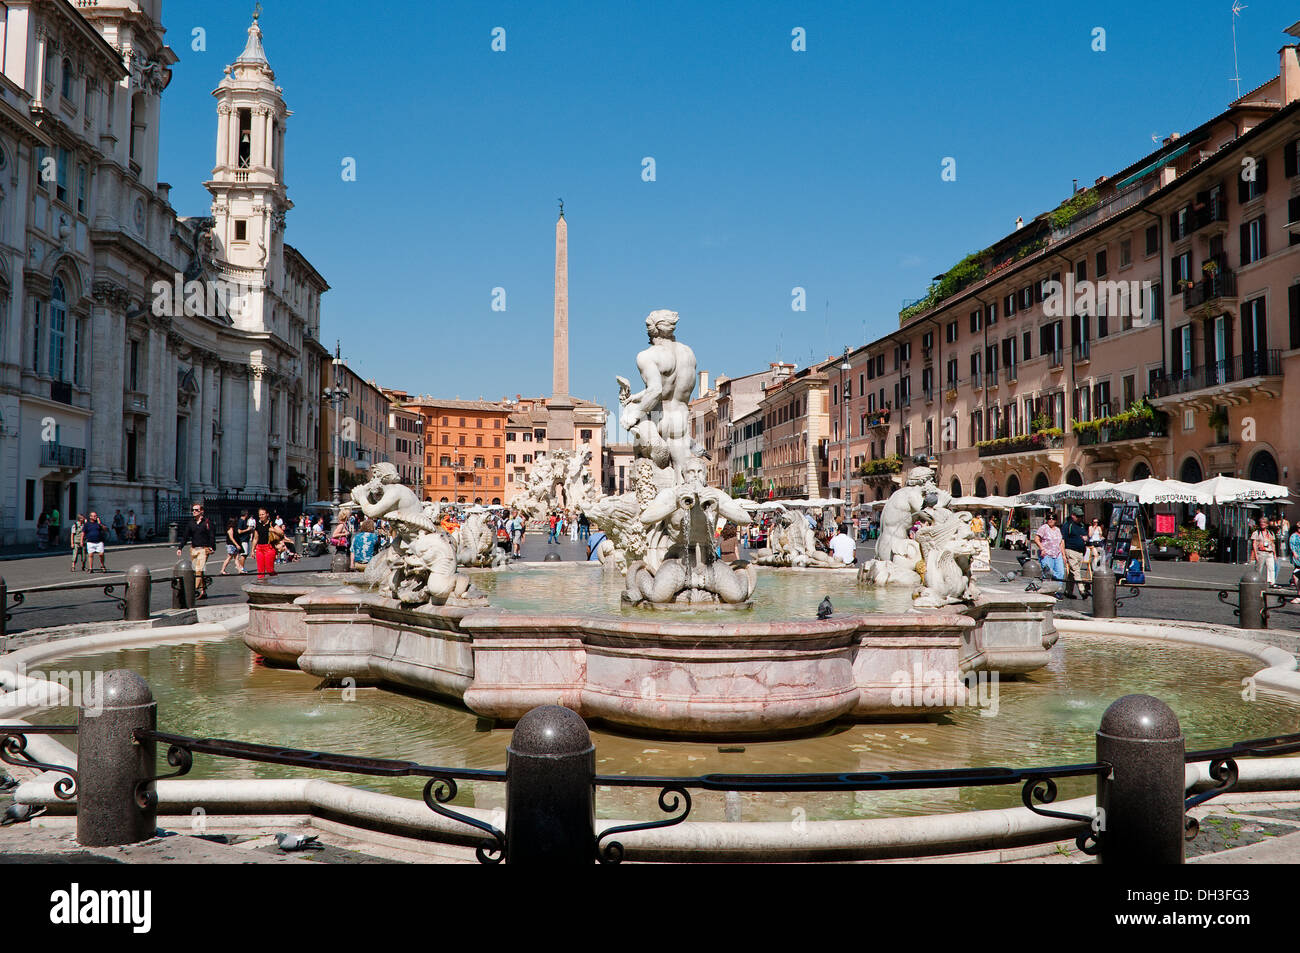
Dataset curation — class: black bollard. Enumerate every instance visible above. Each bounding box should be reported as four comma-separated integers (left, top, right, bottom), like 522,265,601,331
172,556,196,609
167,521,178,545
76,670,157,847
124,565,151,621
506,705,595,864
1091,561,1116,619
1238,565,1265,629
1095,694,1185,864
543,552,562,562
0,576,7,653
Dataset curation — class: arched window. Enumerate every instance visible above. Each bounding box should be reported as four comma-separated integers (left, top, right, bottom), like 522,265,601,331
950,477,963,498
1249,450,1279,485
1131,461,1152,481
1180,457,1203,484
61,59,74,100
48,276,67,381
1033,471,1050,490
1005,473,1021,496
974,476,988,497
1066,469,1083,486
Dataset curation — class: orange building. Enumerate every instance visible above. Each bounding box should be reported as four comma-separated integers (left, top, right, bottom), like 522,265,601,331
404,398,511,504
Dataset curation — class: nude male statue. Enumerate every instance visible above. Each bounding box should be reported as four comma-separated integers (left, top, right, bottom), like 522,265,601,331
617,309,697,479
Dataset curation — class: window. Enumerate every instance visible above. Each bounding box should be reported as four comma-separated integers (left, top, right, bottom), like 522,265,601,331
1075,259,1087,283
1241,216,1266,265
580,429,592,441
76,164,87,214
35,146,48,191
61,58,73,100
234,220,247,242
48,278,66,381
55,147,69,203
970,309,981,334
1145,224,1159,256
1238,157,1268,202
31,300,42,372
946,320,959,343
1022,330,1032,361
237,108,252,168
1004,293,1016,316
1119,238,1131,268
1095,249,1108,278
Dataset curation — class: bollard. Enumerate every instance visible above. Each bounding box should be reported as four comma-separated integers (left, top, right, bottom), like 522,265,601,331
1095,694,1185,864
167,521,178,545
330,549,351,574
76,670,157,847
1238,565,1265,629
172,556,196,609
1091,561,1116,619
543,552,562,562
124,565,151,621
0,576,7,653
506,705,595,864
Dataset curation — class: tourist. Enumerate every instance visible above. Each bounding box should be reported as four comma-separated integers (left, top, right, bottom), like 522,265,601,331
1251,517,1278,585
547,511,560,544
1034,514,1066,584
587,529,607,561
970,513,984,537
47,505,61,548
220,518,246,574
126,508,137,542
252,507,278,582
177,502,217,599
507,511,525,557
69,514,87,573
350,519,378,570
83,511,108,572
719,521,739,561
577,511,590,541
1194,507,1207,532
238,510,254,564
1062,508,1090,599
830,523,856,565
112,509,126,543
35,511,48,550
1289,523,1300,603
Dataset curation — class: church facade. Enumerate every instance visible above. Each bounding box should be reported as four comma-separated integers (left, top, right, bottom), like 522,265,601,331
0,2,328,544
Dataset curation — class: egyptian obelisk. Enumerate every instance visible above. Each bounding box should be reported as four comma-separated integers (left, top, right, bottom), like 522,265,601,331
548,201,576,450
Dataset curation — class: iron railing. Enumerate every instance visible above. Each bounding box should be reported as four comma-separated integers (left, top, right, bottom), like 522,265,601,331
4,720,1298,864
1183,269,1237,309
1152,349,1281,398
39,444,86,469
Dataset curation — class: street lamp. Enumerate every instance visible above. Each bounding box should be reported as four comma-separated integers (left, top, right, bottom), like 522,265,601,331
839,347,852,520
322,340,350,522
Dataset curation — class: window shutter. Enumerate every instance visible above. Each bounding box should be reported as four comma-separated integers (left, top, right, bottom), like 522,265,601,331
1241,307,1255,362
1238,171,1250,204
1260,215,1267,258
1258,157,1269,194
1290,284,1300,349
1169,212,1178,242
1098,313,1108,337
1170,328,1183,377
1239,223,1250,267
1286,140,1298,179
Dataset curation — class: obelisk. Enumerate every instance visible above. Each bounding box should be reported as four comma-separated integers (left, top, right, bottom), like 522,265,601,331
548,201,576,451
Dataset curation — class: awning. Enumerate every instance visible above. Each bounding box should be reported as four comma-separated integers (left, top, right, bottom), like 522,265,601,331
1112,130,1211,191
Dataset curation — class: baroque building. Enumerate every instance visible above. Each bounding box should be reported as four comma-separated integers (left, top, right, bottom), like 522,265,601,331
0,2,328,544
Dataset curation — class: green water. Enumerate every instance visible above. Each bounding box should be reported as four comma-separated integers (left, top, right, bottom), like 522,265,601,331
471,562,918,619
29,630,1298,822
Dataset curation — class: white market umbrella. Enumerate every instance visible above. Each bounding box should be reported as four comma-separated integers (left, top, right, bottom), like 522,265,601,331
950,495,1018,508
1193,476,1290,505
1065,480,1138,502
1012,483,1077,505
1113,478,1209,505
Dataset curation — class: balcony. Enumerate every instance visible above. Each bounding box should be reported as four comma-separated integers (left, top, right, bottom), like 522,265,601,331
977,431,1064,459
1150,350,1282,408
1190,197,1229,233
1182,269,1236,312
1075,414,1168,449
1072,340,1091,363
866,410,891,430
41,443,86,470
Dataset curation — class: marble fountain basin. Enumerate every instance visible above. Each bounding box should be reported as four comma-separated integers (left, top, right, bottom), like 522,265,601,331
243,564,1056,738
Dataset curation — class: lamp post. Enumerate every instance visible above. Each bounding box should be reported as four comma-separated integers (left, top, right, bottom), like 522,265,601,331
322,340,350,523
839,347,852,522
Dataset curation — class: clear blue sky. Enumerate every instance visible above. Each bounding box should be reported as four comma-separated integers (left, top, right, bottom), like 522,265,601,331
160,0,1295,425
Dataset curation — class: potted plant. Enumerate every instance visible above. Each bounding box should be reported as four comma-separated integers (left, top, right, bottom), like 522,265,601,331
1177,277,1195,290
1202,259,1219,277
1207,406,1229,431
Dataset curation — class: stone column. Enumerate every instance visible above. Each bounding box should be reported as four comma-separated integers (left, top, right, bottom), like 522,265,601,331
88,285,125,480
219,365,242,490
216,102,230,168
244,363,269,494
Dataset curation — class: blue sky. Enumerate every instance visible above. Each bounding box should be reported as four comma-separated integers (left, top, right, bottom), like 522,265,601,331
160,0,1296,426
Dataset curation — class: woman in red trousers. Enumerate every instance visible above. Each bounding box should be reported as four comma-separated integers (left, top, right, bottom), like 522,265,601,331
253,507,278,581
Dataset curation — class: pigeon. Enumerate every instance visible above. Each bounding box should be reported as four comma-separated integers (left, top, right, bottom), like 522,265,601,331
0,774,19,792
817,596,833,620
996,570,1020,584
2,803,45,826
275,832,325,852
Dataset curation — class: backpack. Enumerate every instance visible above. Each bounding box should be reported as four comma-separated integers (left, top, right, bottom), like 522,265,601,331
1124,558,1145,585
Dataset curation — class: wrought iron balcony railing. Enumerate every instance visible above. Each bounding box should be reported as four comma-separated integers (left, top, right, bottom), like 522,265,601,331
40,444,86,469
1152,349,1280,399
1183,269,1236,310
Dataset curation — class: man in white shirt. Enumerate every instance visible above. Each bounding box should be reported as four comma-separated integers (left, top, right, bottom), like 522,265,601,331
830,524,857,565
1194,508,1207,531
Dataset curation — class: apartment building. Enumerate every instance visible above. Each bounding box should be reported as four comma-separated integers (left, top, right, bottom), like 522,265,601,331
405,398,509,504
715,362,794,493
757,367,829,499
500,394,605,506
380,387,425,488
822,23,1300,512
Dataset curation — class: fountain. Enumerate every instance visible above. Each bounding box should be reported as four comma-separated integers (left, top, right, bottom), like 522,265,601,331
236,311,1061,737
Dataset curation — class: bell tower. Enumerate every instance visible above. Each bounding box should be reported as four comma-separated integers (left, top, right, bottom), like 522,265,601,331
204,10,293,332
